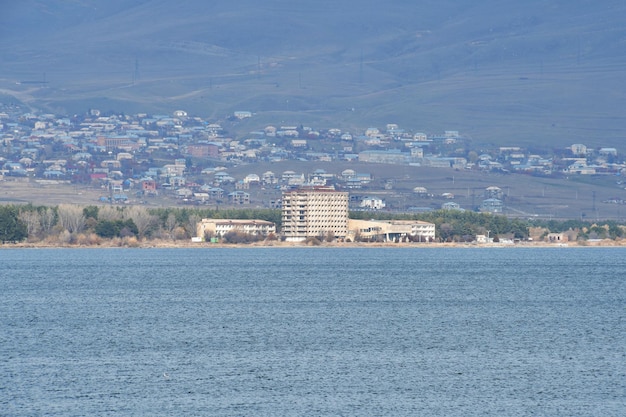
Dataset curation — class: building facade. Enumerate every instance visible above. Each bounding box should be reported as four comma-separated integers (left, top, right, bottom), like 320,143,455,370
347,219,436,242
281,187,349,242
197,219,276,239
480,198,504,213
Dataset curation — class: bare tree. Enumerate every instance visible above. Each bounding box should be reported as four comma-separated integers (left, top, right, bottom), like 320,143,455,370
18,210,41,237
186,214,201,238
124,206,157,238
98,205,123,221
57,204,86,234
40,207,56,237
165,213,177,238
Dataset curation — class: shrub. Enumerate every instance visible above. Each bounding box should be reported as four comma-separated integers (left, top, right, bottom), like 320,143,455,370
172,226,188,240
95,219,138,238
222,231,263,244
122,236,140,247
58,230,73,244
305,237,321,246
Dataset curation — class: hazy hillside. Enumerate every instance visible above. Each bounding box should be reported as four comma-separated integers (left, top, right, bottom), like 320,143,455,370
2,0,626,149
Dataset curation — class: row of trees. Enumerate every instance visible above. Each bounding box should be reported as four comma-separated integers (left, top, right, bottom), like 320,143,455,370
532,218,624,240
1,203,625,244
0,204,282,244
350,209,626,242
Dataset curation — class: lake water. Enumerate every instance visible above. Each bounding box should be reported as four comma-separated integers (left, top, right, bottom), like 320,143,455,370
1,247,625,416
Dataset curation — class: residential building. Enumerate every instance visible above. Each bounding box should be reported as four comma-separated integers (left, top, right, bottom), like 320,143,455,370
547,232,567,242
140,177,156,193
243,173,260,184
199,186,224,199
358,149,410,164
281,186,349,242
96,135,139,152
228,191,250,205
485,186,503,199
186,143,219,158
442,201,463,211
413,186,428,196
564,160,596,175
480,198,504,213
262,171,277,185
570,144,587,155
290,139,307,148
359,196,386,210
421,156,467,169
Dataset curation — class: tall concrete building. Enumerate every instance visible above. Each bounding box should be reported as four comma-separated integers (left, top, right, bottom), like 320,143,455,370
281,186,349,242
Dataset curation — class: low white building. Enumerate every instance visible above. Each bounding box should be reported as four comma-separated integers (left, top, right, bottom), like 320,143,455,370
565,161,596,175
243,173,261,184
359,196,386,210
197,219,276,239
234,111,252,119
570,143,587,155
347,219,435,242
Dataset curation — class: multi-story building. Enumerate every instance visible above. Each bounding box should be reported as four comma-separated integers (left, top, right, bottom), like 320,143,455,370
228,190,250,205
281,186,349,242
186,143,219,159
197,219,276,239
480,198,504,213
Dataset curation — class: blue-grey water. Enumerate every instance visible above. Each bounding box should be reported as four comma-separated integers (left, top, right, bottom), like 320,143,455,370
1,247,625,416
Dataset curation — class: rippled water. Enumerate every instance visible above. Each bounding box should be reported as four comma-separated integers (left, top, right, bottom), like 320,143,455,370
1,247,625,416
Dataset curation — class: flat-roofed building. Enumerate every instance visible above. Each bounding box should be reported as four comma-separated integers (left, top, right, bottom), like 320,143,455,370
347,219,436,242
281,186,349,242
480,198,504,213
197,219,276,239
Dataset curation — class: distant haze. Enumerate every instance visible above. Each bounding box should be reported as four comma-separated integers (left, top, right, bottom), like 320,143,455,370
2,0,626,149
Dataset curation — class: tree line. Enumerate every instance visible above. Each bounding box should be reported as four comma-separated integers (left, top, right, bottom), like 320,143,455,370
349,209,626,242
0,204,282,245
1,203,625,244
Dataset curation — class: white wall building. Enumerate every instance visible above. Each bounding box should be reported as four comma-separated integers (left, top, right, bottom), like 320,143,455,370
359,196,386,210
197,219,276,239
347,219,436,242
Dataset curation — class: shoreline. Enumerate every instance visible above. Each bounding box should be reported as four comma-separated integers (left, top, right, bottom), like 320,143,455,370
3,238,626,249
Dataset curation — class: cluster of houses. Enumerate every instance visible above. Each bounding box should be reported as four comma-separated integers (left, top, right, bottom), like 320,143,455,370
1,106,624,212
495,144,623,176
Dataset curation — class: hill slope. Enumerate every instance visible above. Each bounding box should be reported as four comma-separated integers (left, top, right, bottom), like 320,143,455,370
1,0,626,149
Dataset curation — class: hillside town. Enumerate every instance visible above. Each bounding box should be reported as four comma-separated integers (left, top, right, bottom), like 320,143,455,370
1,105,625,215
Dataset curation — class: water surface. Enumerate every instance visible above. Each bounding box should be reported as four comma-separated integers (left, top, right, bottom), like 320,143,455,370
1,247,625,416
